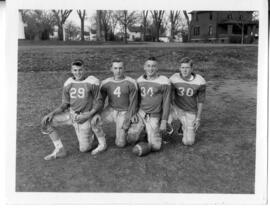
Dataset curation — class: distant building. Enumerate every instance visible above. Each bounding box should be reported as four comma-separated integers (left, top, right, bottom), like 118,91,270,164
127,25,143,41
189,11,258,43
89,29,97,41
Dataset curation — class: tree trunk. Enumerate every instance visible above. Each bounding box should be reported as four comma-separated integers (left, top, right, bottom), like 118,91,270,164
81,19,85,41
156,25,160,42
170,24,174,40
124,24,128,44
241,23,244,44
96,10,102,41
183,11,190,41
58,24,63,41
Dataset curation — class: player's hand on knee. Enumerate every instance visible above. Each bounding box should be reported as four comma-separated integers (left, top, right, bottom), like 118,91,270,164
194,118,200,132
131,115,139,124
41,113,54,126
91,114,101,126
122,119,131,131
74,114,89,124
159,120,167,133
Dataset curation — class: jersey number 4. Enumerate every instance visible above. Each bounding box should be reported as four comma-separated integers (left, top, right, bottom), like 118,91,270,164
113,86,121,98
70,87,85,98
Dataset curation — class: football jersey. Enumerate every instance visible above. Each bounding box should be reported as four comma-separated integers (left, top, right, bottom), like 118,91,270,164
97,76,138,117
62,75,100,113
137,75,171,120
170,73,206,113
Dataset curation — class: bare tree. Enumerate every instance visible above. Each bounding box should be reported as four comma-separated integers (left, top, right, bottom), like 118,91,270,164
141,10,149,41
77,10,86,41
169,10,181,40
52,10,73,41
96,10,104,41
183,10,191,41
21,10,56,40
151,10,165,42
65,21,80,40
116,10,137,44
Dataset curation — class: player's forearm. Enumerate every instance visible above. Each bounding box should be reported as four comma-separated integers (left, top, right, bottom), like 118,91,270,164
196,103,203,120
51,103,69,115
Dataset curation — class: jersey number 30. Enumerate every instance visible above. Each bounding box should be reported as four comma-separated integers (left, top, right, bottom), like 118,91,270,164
178,87,194,97
70,87,85,98
113,86,121,98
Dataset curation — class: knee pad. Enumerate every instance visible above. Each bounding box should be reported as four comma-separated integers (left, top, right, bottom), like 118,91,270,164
115,140,126,148
151,142,162,151
79,144,91,152
41,122,54,135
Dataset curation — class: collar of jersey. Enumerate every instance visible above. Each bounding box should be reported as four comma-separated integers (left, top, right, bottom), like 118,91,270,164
72,75,87,81
143,74,160,80
109,76,127,82
179,72,196,82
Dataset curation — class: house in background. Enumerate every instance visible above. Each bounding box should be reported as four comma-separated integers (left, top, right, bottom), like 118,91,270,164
189,11,258,43
89,29,97,41
127,25,143,41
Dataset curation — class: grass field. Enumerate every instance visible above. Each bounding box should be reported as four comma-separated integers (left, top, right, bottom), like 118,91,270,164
16,43,257,193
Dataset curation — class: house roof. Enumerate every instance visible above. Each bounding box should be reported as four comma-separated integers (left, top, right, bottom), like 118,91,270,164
189,11,212,14
115,32,125,36
128,25,142,33
90,29,96,34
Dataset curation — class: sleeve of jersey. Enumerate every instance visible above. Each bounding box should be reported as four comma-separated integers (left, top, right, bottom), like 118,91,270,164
161,83,171,121
61,85,70,107
197,84,206,103
93,84,107,112
170,83,175,104
127,82,138,118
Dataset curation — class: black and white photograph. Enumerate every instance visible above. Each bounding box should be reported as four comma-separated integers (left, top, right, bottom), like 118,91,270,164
3,0,268,205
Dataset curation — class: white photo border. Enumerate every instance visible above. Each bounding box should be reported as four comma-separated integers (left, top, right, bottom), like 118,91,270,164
5,0,268,205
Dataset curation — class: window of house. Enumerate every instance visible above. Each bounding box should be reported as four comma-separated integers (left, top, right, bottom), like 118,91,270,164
209,12,213,20
227,13,232,20
239,15,243,20
195,13,198,21
194,27,200,36
208,25,213,36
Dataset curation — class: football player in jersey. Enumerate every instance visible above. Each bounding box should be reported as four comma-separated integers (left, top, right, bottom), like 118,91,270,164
93,58,138,149
128,57,171,154
41,59,106,160
168,57,206,145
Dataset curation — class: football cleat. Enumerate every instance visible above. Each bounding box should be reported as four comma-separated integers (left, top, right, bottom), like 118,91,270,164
44,147,67,160
166,124,174,135
177,125,183,136
91,144,107,155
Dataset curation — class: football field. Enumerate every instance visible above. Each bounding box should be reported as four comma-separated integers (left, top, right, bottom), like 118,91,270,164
16,43,257,193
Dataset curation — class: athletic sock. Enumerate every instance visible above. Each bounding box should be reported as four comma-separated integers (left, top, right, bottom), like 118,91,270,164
52,139,64,150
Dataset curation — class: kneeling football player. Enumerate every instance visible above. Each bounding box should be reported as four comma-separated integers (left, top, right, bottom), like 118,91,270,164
168,57,206,145
128,57,171,156
92,58,138,150
41,59,106,160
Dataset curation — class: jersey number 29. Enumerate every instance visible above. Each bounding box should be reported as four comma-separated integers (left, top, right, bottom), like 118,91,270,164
70,87,85,98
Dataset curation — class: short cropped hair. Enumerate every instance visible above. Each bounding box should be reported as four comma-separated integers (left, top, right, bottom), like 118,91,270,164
111,58,124,67
147,56,157,61
179,57,193,67
71,59,84,67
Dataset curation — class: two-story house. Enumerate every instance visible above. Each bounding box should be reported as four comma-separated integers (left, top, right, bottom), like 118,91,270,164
189,11,258,43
